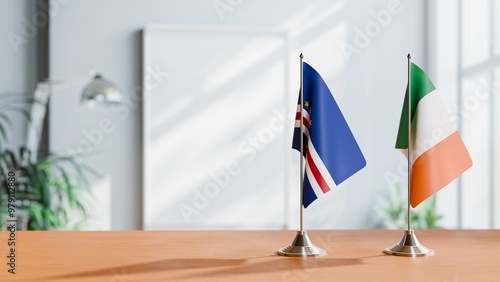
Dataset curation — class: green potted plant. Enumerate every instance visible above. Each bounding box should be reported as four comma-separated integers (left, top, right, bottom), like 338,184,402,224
0,92,94,230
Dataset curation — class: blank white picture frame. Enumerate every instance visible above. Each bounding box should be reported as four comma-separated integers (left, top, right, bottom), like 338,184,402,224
142,24,291,229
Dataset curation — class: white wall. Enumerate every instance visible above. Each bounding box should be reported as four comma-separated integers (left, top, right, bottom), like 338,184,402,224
49,0,426,230
0,0,37,150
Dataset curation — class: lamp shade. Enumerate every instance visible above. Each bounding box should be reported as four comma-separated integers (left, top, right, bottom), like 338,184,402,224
81,74,122,105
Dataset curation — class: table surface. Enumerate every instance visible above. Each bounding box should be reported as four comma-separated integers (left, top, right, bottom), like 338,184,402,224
0,229,499,281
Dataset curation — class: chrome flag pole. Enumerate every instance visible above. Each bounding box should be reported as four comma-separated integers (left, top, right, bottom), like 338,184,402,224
383,54,434,257
277,53,326,257
300,52,305,233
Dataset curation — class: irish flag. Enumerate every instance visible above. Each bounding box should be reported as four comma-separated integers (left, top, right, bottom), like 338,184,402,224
395,63,472,208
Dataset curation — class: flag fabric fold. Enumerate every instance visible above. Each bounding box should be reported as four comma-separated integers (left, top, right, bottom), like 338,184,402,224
292,62,366,208
395,62,472,208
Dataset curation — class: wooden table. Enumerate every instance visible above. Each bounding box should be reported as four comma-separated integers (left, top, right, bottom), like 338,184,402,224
0,230,499,281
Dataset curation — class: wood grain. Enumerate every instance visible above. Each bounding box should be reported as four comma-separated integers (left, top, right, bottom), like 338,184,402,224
0,230,499,281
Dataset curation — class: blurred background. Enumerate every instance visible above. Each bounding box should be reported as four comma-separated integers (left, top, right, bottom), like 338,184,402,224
0,0,498,230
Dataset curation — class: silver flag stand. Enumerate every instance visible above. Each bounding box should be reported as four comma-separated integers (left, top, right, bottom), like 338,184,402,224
277,53,326,257
277,230,326,257
384,230,434,257
383,54,434,257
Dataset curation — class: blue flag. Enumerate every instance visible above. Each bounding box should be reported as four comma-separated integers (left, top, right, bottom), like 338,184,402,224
292,62,366,208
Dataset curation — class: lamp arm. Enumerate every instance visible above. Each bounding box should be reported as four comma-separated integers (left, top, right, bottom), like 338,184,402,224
25,68,96,161
25,82,51,162
25,68,121,161
44,68,96,90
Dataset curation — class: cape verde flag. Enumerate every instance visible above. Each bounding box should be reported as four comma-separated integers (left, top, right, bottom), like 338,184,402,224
293,62,366,208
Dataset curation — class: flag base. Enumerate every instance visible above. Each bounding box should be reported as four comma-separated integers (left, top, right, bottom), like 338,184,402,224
383,230,434,257
277,230,326,257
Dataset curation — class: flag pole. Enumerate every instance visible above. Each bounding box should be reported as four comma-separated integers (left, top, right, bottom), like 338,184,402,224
383,53,434,257
277,53,325,257
299,53,304,232
406,53,412,232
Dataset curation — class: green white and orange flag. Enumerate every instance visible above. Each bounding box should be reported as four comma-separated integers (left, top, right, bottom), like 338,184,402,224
396,63,472,208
